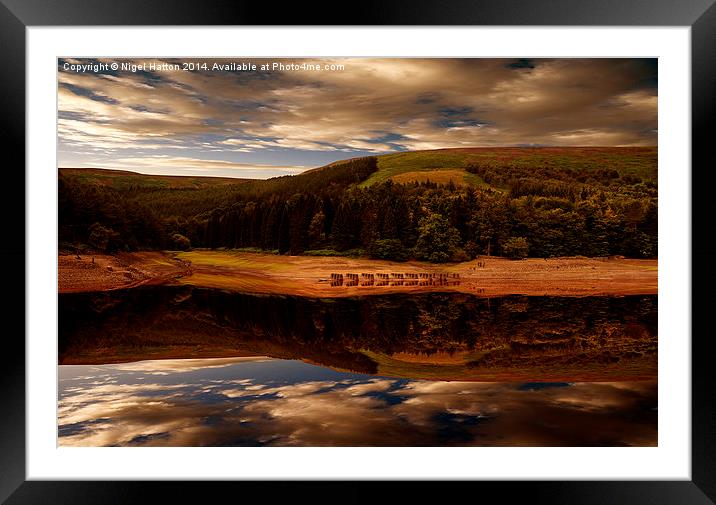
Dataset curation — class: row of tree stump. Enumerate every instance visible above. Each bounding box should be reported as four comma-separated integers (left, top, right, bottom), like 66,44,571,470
330,272,460,287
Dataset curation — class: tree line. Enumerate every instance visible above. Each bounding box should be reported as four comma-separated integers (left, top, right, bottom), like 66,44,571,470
59,155,657,261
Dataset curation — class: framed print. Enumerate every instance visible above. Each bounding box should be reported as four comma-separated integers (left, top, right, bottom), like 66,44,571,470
2,0,714,503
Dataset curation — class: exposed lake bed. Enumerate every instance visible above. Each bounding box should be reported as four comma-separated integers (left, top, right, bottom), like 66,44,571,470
58,250,658,297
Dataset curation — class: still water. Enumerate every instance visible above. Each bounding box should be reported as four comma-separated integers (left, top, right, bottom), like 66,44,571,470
58,287,657,446
59,358,656,447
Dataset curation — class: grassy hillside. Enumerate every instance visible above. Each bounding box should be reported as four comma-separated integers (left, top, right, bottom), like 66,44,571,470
59,147,658,259
360,146,657,189
59,168,248,190
60,146,657,193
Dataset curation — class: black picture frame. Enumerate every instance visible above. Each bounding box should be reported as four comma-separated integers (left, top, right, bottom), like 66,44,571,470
1,1,713,503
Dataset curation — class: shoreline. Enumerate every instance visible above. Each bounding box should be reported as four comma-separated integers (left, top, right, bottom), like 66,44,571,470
58,249,657,298
58,251,191,293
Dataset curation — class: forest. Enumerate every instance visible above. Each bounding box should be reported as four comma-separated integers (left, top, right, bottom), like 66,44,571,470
58,150,658,261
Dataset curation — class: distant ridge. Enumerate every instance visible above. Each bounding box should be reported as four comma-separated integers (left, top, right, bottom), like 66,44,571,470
58,167,248,189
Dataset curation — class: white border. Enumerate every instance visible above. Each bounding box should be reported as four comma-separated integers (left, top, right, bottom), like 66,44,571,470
27,27,691,480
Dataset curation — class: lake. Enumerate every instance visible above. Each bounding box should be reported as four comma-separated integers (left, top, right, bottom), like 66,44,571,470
58,286,657,446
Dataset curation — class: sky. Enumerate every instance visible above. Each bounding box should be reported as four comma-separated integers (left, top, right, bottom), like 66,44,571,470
58,58,657,179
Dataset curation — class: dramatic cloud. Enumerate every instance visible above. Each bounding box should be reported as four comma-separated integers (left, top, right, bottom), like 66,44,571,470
58,58,657,178
58,358,658,447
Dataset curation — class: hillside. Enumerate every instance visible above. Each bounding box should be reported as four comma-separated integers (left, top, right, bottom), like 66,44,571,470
59,167,248,190
59,147,658,260
60,146,657,196
361,146,657,189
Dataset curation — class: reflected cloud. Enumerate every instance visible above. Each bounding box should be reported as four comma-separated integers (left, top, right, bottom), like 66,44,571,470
114,356,273,374
59,358,657,447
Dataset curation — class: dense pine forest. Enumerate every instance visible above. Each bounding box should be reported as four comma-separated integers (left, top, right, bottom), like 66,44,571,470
58,148,658,261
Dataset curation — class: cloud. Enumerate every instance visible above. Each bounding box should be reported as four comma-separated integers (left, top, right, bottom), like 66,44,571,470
83,155,308,179
115,357,273,374
58,358,658,447
58,58,657,176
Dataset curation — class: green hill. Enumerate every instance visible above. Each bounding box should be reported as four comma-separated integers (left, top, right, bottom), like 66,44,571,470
59,147,658,259
360,146,657,189
59,146,657,194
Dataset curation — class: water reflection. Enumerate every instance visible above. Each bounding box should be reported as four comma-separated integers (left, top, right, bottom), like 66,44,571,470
59,357,657,447
59,287,657,381
59,287,657,446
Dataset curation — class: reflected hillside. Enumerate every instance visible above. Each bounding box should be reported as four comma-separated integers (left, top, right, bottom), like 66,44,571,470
59,286,656,381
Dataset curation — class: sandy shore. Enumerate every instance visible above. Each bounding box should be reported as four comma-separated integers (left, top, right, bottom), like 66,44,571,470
58,252,191,293
57,249,657,297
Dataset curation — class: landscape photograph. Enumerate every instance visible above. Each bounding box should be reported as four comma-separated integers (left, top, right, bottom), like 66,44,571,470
58,57,658,447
